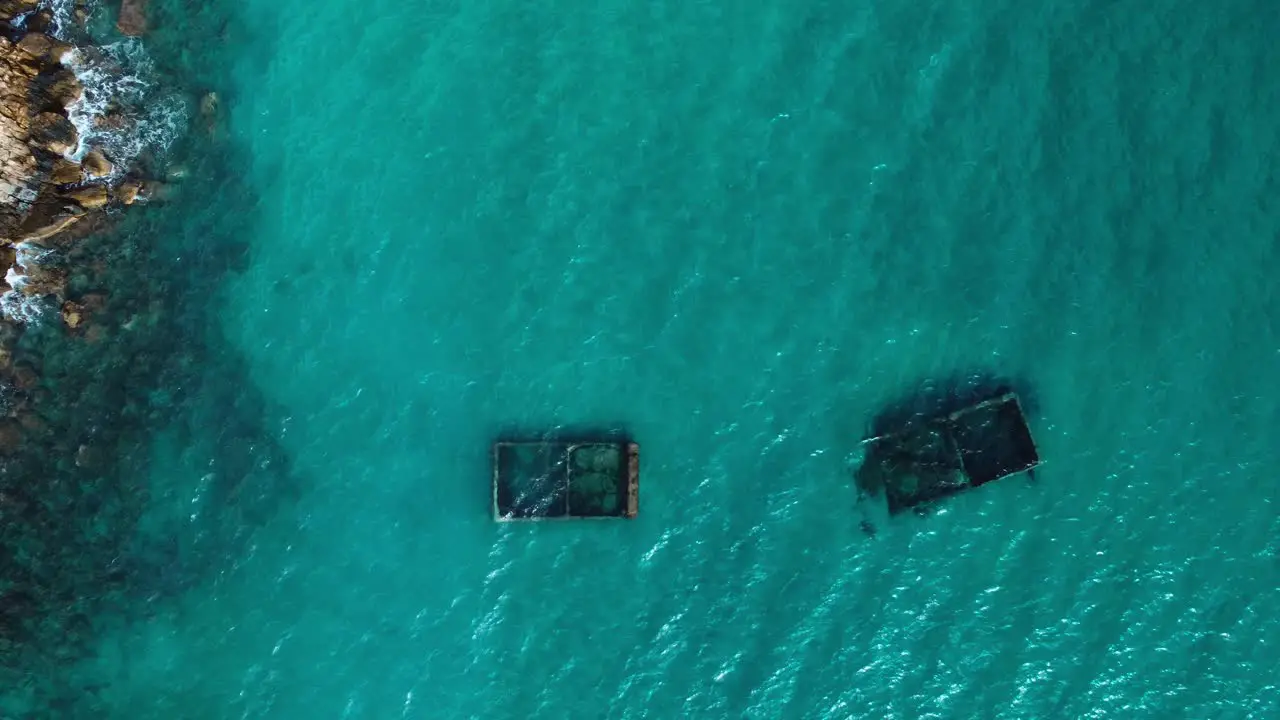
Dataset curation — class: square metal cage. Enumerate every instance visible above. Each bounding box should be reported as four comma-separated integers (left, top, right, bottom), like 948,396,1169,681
493,440,639,521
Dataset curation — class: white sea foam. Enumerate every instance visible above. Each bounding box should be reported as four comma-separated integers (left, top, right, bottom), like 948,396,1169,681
1,243,58,324
40,0,102,42
3,268,27,292
61,42,189,170
0,288,50,324
38,0,188,173
14,240,56,270
4,4,187,329
42,0,77,40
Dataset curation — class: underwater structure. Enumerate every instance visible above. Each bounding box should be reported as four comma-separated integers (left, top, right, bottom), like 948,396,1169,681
853,386,1040,521
492,438,639,521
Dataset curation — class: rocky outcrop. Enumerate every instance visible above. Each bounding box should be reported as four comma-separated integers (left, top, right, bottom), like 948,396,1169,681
1,0,187,468
2,18,86,243
2,3,176,309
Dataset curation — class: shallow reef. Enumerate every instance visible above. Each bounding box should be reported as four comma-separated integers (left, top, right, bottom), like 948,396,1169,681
0,1,292,714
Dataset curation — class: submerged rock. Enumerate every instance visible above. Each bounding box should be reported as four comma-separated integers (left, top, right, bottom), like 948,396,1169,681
117,0,149,37
199,91,224,139
0,417,21,453
113,180,140,204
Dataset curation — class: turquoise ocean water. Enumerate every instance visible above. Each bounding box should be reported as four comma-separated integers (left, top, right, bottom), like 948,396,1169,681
17,0,1280,716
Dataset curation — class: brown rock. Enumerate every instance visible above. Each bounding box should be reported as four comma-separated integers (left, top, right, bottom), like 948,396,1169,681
30,111,78,155
61,300,83,328
16,32,53,59
18,6,50,32
45,66,84,108
12,363,38,391
0,1,40,18
2,38,42,232
49,158,83,184
81,149,113,178
65,184,108,209
114,181,140,205
22,262,68,297
0,419,21,454
94,112,131,131
117,0,148,36
17,212,82,243
1,18,146,245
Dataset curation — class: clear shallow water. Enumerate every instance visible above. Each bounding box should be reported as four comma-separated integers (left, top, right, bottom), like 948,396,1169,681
41,0,1280,717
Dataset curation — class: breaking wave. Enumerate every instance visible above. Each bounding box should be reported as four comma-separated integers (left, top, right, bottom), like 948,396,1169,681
62,41,190,170
1,241,56,324
42,0,77,39
40,0,189,172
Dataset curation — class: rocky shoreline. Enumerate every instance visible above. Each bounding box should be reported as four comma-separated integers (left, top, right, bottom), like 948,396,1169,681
2,0,215,432
0,1,261,711
2,0,171,327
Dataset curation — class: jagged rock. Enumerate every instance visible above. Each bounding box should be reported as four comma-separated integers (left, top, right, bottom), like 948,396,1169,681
0,1,39,19
44,66,84,108
17,212,82,243
3,13,126,245
22,260,68,297
113,181,140,205
94,112,131,131
81,150,112,178
16,32,53,58
61,300,84,328
49,157,82,184
1,1,160,368
2,36,42,233
30,111,78,155
65,184,108,209
117,0,148,36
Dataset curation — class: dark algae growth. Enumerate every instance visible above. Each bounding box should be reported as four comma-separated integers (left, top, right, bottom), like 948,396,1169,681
852,373,1041,532
0,1,296,713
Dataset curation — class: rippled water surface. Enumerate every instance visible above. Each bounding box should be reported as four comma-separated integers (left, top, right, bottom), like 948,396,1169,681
27,0,1280,716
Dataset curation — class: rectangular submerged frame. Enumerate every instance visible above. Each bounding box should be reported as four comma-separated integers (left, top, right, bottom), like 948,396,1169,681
855,391,1039,514
492,440,639,522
